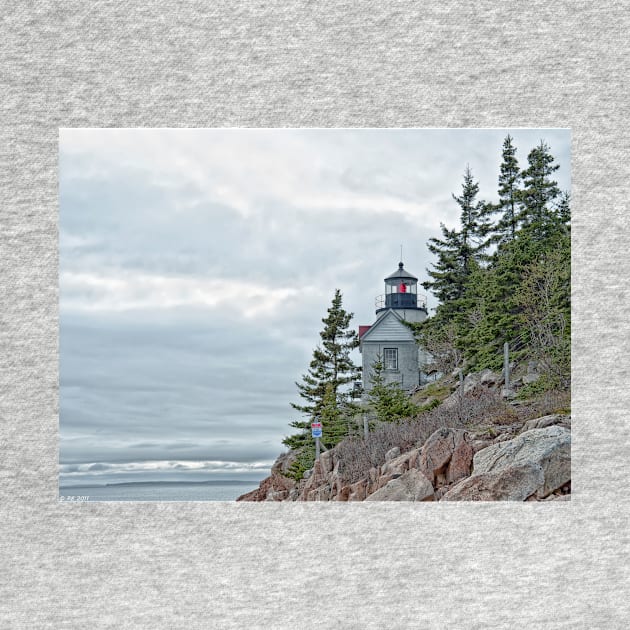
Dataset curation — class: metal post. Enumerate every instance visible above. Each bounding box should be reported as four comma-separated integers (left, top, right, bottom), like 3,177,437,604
504,341,510,392
363,413,369,439
458,369,464,421
315,436,320,461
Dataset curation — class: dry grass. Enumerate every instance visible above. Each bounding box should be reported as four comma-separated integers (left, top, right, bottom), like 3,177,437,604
334,381,570,486
336,412,448,485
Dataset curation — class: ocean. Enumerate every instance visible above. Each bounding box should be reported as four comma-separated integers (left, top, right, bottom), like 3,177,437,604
59,480,261,502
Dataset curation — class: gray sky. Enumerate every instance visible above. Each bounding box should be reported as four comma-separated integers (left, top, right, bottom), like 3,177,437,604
59,128,570,486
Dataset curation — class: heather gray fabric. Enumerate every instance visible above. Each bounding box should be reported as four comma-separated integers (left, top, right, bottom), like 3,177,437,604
1,2,628,628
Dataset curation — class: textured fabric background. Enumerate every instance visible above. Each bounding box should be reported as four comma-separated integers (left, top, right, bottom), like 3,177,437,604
1,2,628,628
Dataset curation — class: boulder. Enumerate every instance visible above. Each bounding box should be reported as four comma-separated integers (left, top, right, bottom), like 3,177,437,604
380,448,420,477
522,373,540,385
348,479,368,501
265,489,289,501
419,428,474,487
329,460,343,497
297,459,327,500
334,486,351,501
463,369,501,394
441,463,545,501
480,369,502,387
521,414,571,433
365,469,435,501
493,433,515,444
319,449,335,474
237,452,296,501
471,439,492,454
306,484,332,501
377,473,400,489
385,446,401,462
473,425,570,498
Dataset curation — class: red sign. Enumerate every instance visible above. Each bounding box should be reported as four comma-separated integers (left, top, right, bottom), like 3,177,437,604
311,423,322,429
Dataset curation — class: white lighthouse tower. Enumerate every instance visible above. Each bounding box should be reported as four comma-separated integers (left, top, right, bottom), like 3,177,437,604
358,261,428,393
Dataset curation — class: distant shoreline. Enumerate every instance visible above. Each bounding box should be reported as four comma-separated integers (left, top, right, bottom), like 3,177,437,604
60,479,262,489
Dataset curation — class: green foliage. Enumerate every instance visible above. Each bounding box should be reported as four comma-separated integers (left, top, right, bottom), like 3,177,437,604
282,289,360,479
422,166,489,310
517,235,571,388
488,134,522,245
320,383,356,446
285,446,316,481
368,356,419,423
519,140,562,240
419,136,570,388
289,288,360,419
411,318,463,375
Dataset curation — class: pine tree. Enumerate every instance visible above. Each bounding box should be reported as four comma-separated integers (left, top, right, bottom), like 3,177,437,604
282,289,360,479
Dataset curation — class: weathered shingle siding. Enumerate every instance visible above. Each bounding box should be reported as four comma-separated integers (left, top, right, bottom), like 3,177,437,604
361,340,419,392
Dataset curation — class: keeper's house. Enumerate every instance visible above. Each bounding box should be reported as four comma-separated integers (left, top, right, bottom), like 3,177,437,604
359,261,429,393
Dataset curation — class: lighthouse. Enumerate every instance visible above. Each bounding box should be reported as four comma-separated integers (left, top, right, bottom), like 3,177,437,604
359,261,428,393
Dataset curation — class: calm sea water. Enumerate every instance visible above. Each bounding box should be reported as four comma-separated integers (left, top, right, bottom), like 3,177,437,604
59,481,260,502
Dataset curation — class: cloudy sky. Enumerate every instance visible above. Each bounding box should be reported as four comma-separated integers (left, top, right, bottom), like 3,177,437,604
59,128,571,487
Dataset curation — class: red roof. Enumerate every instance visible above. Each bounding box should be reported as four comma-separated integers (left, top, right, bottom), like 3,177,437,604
359,325,372,339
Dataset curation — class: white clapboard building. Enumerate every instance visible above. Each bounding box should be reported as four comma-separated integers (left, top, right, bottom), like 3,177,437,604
358,262,429,393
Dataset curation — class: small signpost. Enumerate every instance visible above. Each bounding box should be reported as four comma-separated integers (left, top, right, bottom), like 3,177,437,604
311,422,322,460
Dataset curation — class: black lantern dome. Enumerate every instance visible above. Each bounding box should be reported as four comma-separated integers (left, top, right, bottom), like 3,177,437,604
375,262,427,314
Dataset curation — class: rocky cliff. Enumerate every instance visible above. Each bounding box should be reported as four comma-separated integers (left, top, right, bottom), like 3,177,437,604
238,370,571,502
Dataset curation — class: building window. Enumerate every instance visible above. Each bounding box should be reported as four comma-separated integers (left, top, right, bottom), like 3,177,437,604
383,348,398,370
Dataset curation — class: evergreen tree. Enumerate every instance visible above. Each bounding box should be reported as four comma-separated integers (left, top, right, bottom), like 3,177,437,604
423,166,489,310
492,134,522,245
282,289,360,479
519,140,561,238
418,138,570,383
320,383,353,446
453,165,490,256
422,224,468,306
518,231,571,389
368,356,418,424
555,191,571,227
461,233,540,370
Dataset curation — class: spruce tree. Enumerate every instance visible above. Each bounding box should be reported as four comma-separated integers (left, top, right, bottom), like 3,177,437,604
282,289,360,479
453,165,490,257
493,134,522,245
422,224,468,306
519,140,561,239
418,139,570,378
423,166,489,310
555,191,571,228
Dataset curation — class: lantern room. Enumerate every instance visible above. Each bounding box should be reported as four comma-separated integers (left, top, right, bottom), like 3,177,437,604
374,261,427,321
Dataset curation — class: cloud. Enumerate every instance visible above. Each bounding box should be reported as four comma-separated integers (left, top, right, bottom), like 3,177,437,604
61,270,323,318
59,128,571,486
